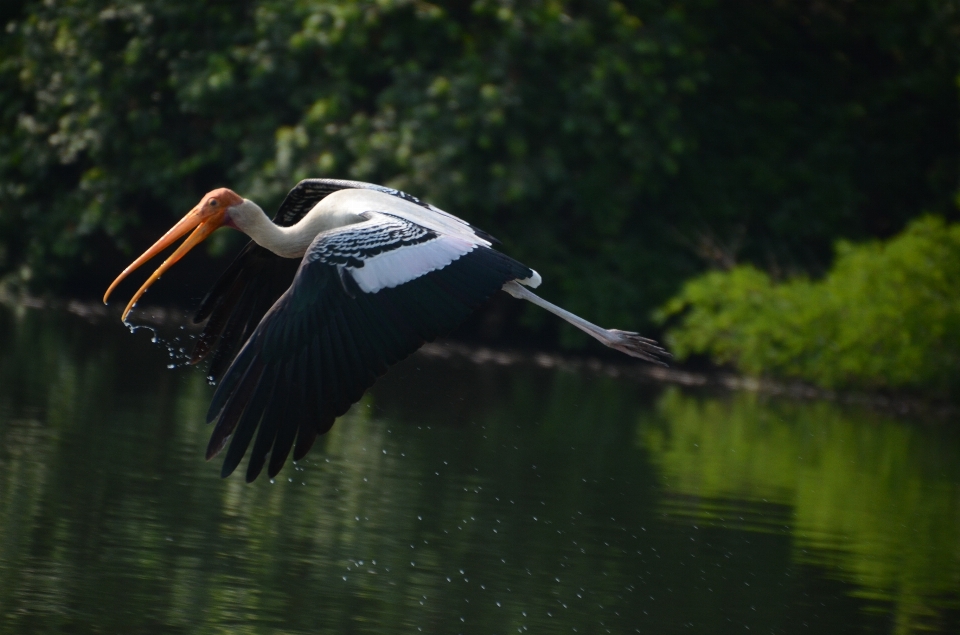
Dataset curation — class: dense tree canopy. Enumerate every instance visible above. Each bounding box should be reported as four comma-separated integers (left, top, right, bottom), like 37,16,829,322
1,0,957,347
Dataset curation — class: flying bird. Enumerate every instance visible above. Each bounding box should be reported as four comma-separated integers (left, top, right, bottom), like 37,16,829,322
104,179,669,481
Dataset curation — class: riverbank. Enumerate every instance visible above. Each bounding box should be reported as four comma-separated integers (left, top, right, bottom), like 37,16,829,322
2,291,953,419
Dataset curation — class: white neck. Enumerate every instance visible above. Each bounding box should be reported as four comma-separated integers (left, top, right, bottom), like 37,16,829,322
228,199,359,259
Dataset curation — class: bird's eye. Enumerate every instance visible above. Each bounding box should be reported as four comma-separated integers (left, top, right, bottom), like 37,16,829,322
209,199,218,206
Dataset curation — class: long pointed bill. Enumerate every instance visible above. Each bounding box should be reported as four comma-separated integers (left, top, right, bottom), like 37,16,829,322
104,205,226,322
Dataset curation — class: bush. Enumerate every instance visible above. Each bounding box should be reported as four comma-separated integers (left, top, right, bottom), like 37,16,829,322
657,216,960,395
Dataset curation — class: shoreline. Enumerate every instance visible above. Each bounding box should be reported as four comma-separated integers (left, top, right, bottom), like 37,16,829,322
2,291,953,419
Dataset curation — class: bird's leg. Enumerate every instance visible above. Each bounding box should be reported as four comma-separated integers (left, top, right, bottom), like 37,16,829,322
502,281,671,365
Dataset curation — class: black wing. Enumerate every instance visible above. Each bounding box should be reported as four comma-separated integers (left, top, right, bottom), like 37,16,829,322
205,215,532,482
190,179,496,381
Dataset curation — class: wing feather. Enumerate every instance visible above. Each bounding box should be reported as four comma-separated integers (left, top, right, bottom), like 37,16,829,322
267,354,304,477
293,426,319,462
246,362,293,482
204,359,263,461
206,216,534,479
192,180,497,383
221,367,277,478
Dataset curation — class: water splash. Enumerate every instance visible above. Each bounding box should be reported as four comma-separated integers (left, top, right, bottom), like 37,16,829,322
123,320,196,370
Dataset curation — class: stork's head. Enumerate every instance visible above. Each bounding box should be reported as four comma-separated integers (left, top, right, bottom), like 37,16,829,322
103,188,244,321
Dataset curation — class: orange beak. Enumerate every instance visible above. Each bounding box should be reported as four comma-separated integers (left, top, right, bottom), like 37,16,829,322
104,202,227,322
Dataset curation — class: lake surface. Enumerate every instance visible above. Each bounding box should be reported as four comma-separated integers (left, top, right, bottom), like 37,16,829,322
1,303,959,634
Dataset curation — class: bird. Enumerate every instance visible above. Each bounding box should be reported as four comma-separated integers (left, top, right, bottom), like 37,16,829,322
104,179,670,482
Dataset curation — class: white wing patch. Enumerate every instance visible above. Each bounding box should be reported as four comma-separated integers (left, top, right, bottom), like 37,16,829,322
348,234,476,293
305,212,480,294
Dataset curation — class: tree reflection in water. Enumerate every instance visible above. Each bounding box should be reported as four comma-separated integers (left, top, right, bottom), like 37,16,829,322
0,305,958,634
642,388,960,634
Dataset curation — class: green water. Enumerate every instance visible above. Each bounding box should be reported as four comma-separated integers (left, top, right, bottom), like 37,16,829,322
1,305,959,634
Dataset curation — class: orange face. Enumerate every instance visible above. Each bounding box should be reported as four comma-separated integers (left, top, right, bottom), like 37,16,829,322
103,188,243,321
196,188,244,221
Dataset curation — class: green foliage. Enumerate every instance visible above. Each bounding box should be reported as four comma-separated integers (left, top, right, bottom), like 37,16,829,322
640,388,960,631
0,0,957,343
659,217,960,394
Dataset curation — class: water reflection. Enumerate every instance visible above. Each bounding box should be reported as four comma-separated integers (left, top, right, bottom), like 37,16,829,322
641,388,960,634
0,304,958,634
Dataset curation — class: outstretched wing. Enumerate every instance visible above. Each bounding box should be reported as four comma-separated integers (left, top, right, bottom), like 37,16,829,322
205,212,534,482
190,179,496,381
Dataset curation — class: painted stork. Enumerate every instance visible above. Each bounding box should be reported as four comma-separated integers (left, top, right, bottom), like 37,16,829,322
104,179,669,481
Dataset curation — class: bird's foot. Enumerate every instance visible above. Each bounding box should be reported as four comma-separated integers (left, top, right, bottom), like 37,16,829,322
602,329,672,366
